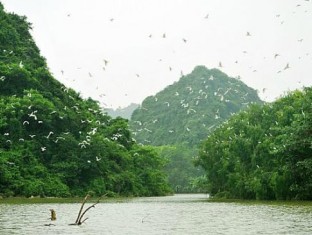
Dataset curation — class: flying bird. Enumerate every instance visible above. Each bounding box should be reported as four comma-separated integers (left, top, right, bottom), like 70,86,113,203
274,53,280,59
284,63,290,70
246,32,251,36
46,131,54,139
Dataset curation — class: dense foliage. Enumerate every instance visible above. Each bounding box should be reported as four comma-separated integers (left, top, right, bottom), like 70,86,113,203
198,88,312,200
0,3,171,197
157,145,206,193
130,65,263,192
130,65,262,146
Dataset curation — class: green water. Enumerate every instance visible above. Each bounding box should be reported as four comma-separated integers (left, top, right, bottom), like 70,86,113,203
0,194,311,234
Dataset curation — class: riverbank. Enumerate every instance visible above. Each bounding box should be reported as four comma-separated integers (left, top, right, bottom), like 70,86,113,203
0,195,131,204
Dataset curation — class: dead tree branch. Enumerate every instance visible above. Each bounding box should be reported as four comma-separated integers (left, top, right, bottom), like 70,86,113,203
69,193,106,226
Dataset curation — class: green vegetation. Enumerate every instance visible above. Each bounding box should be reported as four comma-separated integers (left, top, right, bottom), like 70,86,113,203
130,65,262,146
0,3,171,198
2,2,310,201
130,66,262,192
197,88,312,200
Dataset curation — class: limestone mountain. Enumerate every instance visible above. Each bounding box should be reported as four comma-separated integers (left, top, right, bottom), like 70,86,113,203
130,65,263,146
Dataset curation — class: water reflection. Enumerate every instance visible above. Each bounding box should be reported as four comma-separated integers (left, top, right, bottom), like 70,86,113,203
0,194,311,234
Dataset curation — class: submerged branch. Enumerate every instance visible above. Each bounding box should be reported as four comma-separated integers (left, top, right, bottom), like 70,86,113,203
75,194,90,224
69,193,107,226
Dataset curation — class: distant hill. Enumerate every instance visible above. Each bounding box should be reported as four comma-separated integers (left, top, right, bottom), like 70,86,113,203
104,103,139,119
130,65,263,146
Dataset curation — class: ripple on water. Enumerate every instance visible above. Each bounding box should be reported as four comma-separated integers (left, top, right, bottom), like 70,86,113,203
0,194,312,235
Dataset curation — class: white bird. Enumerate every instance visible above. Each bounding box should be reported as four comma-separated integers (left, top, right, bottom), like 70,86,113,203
23,120,29,125
41,147,47,152
46,131,54,139
96,156,101,161
28,112,37,120
19,61,24,68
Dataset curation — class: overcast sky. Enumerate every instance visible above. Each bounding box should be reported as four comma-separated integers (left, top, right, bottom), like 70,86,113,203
2,0,312,109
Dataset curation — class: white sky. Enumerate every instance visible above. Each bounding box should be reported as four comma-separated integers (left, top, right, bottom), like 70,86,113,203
2,0,312,109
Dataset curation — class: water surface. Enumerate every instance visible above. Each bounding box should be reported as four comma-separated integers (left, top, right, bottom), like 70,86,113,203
0,194,311,234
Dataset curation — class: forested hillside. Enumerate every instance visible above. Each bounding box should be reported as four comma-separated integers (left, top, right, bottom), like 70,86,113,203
129,66,263,193
0,3,171,197
198,88,312,200
130,65,262,146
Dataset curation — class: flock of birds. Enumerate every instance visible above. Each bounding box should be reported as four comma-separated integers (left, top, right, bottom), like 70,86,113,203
1,1,312,162
131,72,255,145
0,81,130,165
49,0,312,110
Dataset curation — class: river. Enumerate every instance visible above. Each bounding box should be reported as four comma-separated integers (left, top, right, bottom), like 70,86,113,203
0,194,311,234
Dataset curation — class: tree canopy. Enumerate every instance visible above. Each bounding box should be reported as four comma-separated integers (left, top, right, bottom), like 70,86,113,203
129,65,263,193
197,87,312,200
0,4,171,197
